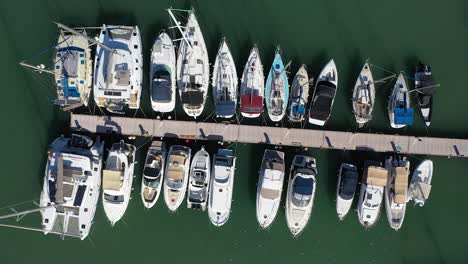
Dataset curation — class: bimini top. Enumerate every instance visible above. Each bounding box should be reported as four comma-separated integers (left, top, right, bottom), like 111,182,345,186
340,170,358,200
294,176,314,195
395,167,409,204
241,95,263,114
394,108,414,125
310,81,336,120
181,90,204,106
215,100,236,117
152,67,172,103
366,166,388,187
103,170,123,191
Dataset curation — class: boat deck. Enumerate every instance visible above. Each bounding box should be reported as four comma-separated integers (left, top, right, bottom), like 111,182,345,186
70,113,467,158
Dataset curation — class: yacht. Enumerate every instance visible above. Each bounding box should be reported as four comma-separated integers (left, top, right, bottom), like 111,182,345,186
357,161,388,228
388,73,413,128
336,163,358,220
164,145,191,211
187,147,211,211
212,38,238,118
384,156,409,231
256,150,285,229
415,63,436,126
240,45,264,118
141,141,166,209
93,25,143,114
352,62,375,127
309,59,338,126
265,48,289,122
408,159,433,207
288,65,310,122
150,32,176,113
40,134,104,239
208,149,237,226
102,140,136,225
285,155,317,237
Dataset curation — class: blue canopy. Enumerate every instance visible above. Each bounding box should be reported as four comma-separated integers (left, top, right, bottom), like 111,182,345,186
394,108,414,125
216,101,236,117
292,104,305,115
62,77,80,98
294,176,314,195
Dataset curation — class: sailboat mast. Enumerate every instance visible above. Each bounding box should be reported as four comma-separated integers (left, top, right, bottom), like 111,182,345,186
54,22,114,52
167,8,192,49
19,61,56,75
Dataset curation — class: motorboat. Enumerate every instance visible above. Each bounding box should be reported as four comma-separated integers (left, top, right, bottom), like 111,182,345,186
40,134,104,239
336,163,358,220
187,147,211,211
352,62,375,127
388,73,413,128
150,32,176,113
256,150,285,229
93,25,142,114
141,141,166,209
357,161,388,228
208,149,236,226
285,155,317,237
288,65,310,122
415,63,436,126
102,140,136,225
384,156,409,231
164,145,191,211
240,45,264,118
308,59,338,126
212,38,238,118
265,48,289,122
408,159,433,207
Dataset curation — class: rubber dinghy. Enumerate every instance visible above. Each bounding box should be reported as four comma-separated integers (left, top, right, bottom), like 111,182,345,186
308,59,338,126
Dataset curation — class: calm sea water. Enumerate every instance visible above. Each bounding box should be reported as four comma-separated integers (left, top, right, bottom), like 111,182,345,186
0,0,467,263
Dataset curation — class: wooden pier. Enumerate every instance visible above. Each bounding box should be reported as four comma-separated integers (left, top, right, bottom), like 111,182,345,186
70,114,467,158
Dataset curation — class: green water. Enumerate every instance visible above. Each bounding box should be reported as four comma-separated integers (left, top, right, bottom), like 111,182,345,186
1,0,467,263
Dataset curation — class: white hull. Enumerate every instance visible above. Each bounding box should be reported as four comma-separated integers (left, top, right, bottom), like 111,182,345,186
140,141,166,209
408,160,433,206
288,65,309,122
164,145,191,211
240,46,264,118
187,147,211,211
388,73,409,129
352,62,375,125
335,163,358,220
308,59,338,126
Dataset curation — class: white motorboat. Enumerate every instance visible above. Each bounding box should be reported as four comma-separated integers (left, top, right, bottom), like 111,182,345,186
187,147,211,211
93,25,143,113
285,155,317,237
336,163,358,220
40,134,104,239
141,141,166,209
240,45,264,118
384,156,409,231
208,149,236,226
256,150,285,229
169,8,210,118
164,145,191,211
357,161,388,228
150,32,176,113
102,140,136,226
388,73,413,128
309,59,338,126
212,38,238,118
408,159,433,207
352,62,375,127
288,65,310,122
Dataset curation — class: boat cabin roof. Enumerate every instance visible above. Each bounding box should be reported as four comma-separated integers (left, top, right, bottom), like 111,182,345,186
395,167,409,204
103,169,123,191
240,95,263,113
366,166,388,186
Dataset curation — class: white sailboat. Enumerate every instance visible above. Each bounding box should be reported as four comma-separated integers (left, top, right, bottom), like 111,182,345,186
40,134,104,239
212,38,238,118
208,149,236,226
288,65,310,122
352,62,375,127
256,150,285,229
384,156,409,231
164,145,191,211
240,45,264,118
336,163,358,220
141,141,166,209
102,140,136,226
408,159,433,207
285,155,317,237
150,32,176,113
169,8,210,118
187,147,211,210
309,59,338,126
93,25,142,114
388,73,413,128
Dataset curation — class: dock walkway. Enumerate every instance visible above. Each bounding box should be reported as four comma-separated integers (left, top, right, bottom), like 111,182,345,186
70,114,467,158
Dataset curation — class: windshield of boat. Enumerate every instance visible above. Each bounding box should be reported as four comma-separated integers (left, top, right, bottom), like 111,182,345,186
167,178,183,189
339,170,358,199
143,177,160,188
104,193,124,203
292,176,314,207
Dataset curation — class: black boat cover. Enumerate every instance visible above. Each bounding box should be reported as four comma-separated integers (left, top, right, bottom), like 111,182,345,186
309,81,336,120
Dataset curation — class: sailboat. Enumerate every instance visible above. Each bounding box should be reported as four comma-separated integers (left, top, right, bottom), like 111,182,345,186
240,45,264,118
285,155,317,237
336,163,358,220
415,63,436,126
212,38,238,118
384,156,409,231
164,145,191,211
93,25,143,114
352,62,375,127
308,59,338,126
265,48,289,122
208,149,236,226
20,23,93,110
408,159,433,207
388,73,413,128
187,147,211,211
150,32,176,113
357,161,388,228
102,140,136,226
256,150,285,229
169,8,210,118
40,134,104,239
141,141,166,209
288,65,310,122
